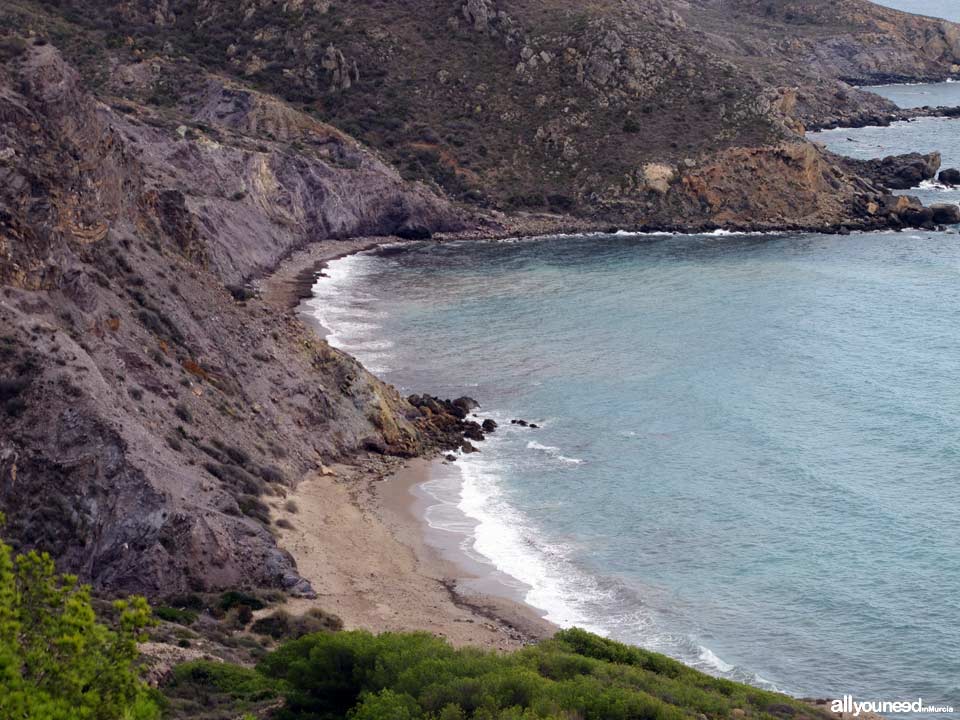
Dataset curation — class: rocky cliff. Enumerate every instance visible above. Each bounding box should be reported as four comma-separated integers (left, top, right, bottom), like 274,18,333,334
0,41,466,596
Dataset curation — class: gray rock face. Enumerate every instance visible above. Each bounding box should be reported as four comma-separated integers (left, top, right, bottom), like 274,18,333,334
0,44,464,596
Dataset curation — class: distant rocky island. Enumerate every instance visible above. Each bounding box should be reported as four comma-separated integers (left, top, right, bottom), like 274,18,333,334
0,1,958,714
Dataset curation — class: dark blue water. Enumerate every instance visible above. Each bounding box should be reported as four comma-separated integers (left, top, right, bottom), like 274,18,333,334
307,81,960,714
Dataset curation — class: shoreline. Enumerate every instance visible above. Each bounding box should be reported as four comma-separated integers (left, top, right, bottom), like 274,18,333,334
260,229,563,649
269,456,555,650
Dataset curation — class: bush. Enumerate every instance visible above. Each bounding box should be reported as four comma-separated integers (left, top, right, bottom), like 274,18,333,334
219,590,266,613
237,494,270,524
254,628,819,720
174,402,192,423
250,607,343,641
226,284,256,301
155,606,198,626
0,518,159,719
162,660,279,718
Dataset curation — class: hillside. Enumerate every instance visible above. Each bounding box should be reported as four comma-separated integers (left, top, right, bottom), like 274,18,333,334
5,0,960,229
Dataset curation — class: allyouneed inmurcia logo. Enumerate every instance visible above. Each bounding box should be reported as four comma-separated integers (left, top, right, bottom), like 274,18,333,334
831,695,955,716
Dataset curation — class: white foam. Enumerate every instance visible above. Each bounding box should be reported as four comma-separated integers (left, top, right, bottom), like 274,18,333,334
526,440,585,464
698,646,735,673
455,449,607,631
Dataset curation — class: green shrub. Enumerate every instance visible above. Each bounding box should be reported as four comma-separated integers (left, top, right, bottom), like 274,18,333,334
155,605,198,626
219,590,266,613
162,660,280,718
254,629,825,720
0,518,159,719
250,607,343,641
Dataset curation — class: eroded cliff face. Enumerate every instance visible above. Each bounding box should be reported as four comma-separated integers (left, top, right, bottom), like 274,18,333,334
0,43,465,596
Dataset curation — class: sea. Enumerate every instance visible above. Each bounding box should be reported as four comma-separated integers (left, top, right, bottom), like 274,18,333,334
304,26,960,719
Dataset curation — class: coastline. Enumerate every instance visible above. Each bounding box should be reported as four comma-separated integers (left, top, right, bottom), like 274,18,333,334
260,226,566,649
269,457,556,650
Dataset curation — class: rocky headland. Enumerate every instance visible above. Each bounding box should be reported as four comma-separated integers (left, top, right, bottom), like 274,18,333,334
1,0,960,614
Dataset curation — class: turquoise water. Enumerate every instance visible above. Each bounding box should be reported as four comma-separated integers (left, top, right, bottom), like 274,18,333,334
310,229,960,710
307,83,960,713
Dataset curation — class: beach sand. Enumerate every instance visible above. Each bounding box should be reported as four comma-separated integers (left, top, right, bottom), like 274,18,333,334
270,458,555,650
258,231,576,650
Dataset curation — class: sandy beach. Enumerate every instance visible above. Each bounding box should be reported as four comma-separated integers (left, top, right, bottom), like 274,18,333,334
269,458,554,650
260,235,557,650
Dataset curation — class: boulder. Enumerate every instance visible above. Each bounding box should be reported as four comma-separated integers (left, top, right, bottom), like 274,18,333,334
395,225,432,240
930,203,960,224
452,396,479,413
900,206,935,228
481,418,498,432
463,421,485,441
939,168,960,185
841,152,940,189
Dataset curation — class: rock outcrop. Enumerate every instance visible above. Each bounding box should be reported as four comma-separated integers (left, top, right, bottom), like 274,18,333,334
10,0,960,230
2,0,960,598
836,152,942,190
0,42,465,596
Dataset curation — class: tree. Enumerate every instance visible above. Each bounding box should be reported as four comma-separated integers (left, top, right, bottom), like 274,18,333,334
0,516,159,720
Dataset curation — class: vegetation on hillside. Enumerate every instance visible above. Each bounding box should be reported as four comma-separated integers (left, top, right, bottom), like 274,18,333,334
0,520,831,720
166,628,832,720
0,517,159,720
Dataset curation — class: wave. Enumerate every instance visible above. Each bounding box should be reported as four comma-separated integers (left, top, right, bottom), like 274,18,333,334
445,439,777,692
915,179,960,192
526,440,585,464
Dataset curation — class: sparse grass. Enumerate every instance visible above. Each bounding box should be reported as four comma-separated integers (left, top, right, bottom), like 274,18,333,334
174,401,192,423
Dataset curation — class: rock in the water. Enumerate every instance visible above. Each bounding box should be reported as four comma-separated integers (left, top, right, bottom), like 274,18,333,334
481,418,498,432
529,423,539,429
930,203,960,224
939,168,960,185
840,152,940,190
463,421,485,441
461,441,479,453
900,206,935,228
